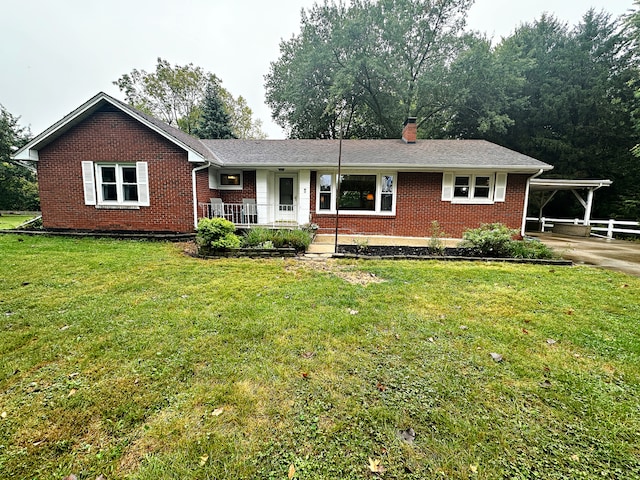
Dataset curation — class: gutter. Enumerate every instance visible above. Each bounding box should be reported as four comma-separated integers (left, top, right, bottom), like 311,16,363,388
521,168,545,237
192,162,212,229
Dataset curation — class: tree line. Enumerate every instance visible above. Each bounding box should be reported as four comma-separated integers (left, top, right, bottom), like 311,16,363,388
265,0,640,220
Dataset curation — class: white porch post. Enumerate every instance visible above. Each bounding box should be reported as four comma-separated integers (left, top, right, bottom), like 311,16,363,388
298,170,311,225
584,188,595,225
256,170,269,225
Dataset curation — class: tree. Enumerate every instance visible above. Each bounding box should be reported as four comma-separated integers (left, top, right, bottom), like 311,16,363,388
114,58,266,138
0,105,37,210
489,11,640,219
265,0,474,139
193,82,235,139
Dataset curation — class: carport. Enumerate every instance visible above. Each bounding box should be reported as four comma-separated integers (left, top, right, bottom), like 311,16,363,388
527,178,612,227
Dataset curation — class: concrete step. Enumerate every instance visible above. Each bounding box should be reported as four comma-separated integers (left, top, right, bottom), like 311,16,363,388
307,243,337,254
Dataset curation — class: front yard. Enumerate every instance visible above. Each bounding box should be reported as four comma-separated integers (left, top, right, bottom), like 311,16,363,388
0,235,638,479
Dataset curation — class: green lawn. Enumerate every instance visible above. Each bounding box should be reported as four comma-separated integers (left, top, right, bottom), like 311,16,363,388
0,235,639,479
0,214,37,230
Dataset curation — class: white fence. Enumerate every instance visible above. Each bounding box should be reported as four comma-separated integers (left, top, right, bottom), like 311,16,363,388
526,217,640,239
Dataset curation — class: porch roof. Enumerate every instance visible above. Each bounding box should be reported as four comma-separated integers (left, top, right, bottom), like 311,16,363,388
201,139,552,172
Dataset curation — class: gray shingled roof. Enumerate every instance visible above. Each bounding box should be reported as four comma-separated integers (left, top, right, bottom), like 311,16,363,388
107,95,219,163
201,139,552,171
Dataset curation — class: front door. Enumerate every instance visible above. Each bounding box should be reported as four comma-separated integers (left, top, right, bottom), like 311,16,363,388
276,174,297,223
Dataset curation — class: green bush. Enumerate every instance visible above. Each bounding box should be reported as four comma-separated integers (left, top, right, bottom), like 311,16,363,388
508,238,557,259
459,223,517,257
196,218,241,254
460,223,557,259
242,227,313,252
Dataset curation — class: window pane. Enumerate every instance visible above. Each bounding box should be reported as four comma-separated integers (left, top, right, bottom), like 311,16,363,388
319,174,332,192
101,166,116,183
102,184,117,201
381,194,392,211
382,175,393,193
122,166,137,184
454,176,470,197
320,192,331,210
339,175,376,211
123,185,139,201
220,173,240,186
474,176,491,198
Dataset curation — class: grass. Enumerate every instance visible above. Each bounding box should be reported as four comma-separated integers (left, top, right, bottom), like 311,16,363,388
0,235,639,479
0,214,36,229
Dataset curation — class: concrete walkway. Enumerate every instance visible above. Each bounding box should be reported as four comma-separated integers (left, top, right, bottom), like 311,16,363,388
530,233,640,277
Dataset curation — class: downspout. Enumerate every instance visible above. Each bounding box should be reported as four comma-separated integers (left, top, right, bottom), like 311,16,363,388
192,162,212,230
521,169,544,237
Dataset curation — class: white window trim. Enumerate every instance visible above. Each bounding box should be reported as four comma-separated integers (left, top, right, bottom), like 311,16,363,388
442,172,507,205
316,172,397,216
85,161,149,207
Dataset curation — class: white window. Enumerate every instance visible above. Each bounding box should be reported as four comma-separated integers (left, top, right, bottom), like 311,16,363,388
441,172,507,204
81,161,149,207
316,172,396,214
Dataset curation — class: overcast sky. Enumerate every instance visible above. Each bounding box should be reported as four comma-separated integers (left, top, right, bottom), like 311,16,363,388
1,0,635,139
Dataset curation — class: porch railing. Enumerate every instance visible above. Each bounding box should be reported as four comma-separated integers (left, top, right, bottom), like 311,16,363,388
526,216,640,239
199,202,298,227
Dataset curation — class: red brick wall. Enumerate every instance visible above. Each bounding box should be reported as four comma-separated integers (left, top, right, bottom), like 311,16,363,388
311,172,529,238
38,106,196,232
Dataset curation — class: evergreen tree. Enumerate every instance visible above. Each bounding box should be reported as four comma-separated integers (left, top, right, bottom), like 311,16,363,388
193,82,236,139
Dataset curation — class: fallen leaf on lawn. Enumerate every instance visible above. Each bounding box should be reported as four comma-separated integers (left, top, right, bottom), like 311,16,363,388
546,338,557,345
522,328,529,334
288,463,296,479
301,372,309,379
212,408,224,416
349,309,359,315
200,454,209,466
63,475,77,480
539,380,552,388
570,454,579,461
376,382,387,392
301,351,315,359
621,284,629,288
1,411,7,419
398,427,416,444
490,352,503,363
68,372,80,379
459,325,468,330
60,325,70,331
470,464,478,473
566,308,574,315
368,457,386,474
428,337,435,343
68,388,77,397
33,440,44,447
96,476,107,480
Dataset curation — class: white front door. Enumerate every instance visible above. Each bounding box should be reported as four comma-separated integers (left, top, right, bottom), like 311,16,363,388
275,174,297,223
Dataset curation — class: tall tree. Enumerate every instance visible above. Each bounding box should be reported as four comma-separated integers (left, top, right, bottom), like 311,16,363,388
490,11,640,219
193,82,235,139
114,58,266,138
0,105,37,210
265,0,474,139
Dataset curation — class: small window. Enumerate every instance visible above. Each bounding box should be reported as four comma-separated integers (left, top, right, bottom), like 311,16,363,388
98,164,140,204
220,173,241,186
381,175,393,211
319,174,332,210
474,176,491,198
454,176,470,198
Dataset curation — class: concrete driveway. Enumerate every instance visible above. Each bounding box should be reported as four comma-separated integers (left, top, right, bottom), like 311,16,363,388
531,233,640,277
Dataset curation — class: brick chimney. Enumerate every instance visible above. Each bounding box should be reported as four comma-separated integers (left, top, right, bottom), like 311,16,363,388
402,117,417,143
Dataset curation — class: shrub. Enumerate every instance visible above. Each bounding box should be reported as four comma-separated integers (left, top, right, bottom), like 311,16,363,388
459,223,517,257
196,218,241,254
428,220,446,255
242,227,313,252
508,238,557,259
460,223,558,259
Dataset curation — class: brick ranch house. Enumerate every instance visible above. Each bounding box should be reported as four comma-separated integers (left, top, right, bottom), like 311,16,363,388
13,92,553,238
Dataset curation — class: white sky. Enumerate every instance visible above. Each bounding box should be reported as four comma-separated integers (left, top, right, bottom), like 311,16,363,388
0,0,635,139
